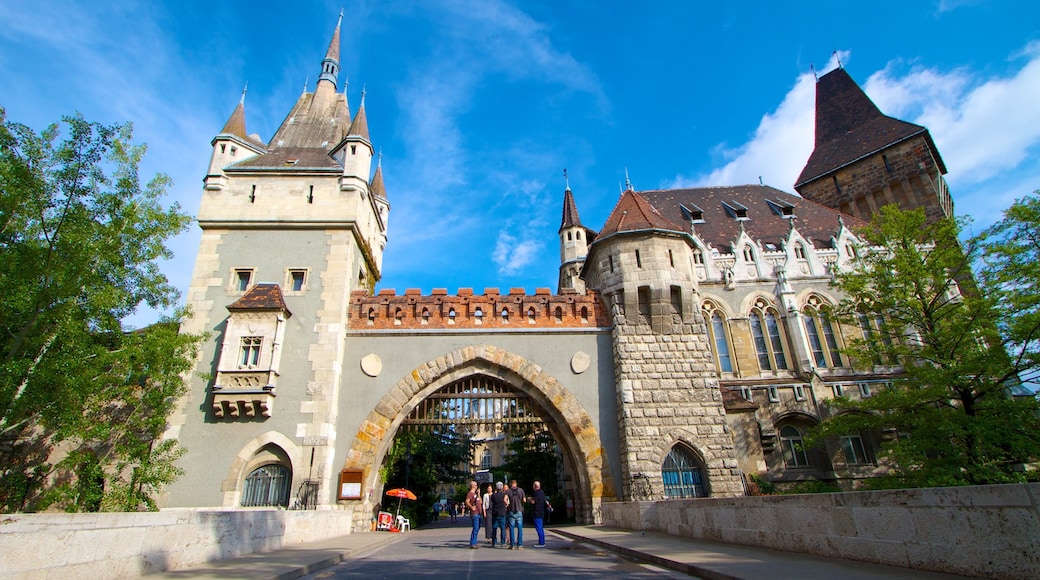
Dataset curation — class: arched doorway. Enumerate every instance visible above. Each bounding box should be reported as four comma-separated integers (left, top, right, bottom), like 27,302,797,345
341,344,616,527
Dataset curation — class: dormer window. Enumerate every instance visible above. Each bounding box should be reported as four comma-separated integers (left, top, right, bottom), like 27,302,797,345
766,198,795,218
721,201,749,220
285,159,298,166
680,203,705,223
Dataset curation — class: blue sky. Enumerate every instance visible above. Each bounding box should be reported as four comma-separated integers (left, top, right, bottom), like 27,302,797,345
2,1,1039,328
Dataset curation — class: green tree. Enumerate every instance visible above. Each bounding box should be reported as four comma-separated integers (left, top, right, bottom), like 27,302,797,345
499,426,562,501
0,108,201,511
813,204,1040,488
380,428,473,524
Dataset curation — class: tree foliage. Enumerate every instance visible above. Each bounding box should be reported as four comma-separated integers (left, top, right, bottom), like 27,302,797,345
499,426,562,498
381,428,473,525
0,108,201,512
813,203,1040,488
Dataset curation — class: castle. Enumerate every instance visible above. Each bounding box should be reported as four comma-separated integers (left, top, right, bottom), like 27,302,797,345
165,16,952,526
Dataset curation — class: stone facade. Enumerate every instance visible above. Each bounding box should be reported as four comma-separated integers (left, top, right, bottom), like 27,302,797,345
165,16,960,528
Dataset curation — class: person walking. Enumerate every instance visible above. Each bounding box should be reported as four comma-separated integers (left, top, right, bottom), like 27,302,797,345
490,481,510,547
529,480,552,548
506,479,526,549
482,484,494,543
465,480,484,549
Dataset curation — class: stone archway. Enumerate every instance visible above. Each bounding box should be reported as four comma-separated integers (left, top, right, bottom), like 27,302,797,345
342,344,616,525
221,431,301,507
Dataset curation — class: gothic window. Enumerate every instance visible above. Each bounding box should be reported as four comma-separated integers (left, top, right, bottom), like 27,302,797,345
448,308,456,324
527,307,536,324
241,465,291,507
803,295,844,368
750,299,788,371
702,301,734,373
576,231,581,240
795,243,806,260
554,307,563,323
780,425,809,468
743,245,755,262
421,308,430,325
580,306,589,323
858,311,898,365
567,232,572,241
394,308,403,325
501,308,509,322
367,307,375,325
481,449,492,469
661,444,707,499
693,249,704,264
240,336,262,367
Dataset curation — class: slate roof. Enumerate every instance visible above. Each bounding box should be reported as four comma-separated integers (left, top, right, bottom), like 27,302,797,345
227,284,291,315
347,102,370,142
637,184,866,251
370,162,387,200
231,91,350,170
228,146,342,170
795,67,945,188
560,188,583,229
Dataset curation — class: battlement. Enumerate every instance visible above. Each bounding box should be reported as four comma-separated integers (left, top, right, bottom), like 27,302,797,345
348,287,611,329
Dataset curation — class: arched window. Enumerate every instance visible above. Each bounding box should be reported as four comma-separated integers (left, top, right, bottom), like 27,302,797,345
702,301,734,373
421,308,430,325
474,307,483,324
527,307,536,324
580,306,589,323
749,299,789,371
448,308,456,324
743,245,755,262
795,242,806,260
803,295,843,368
779,426,809,468
661,445,707,498
241,465,291,507
501,308,509,322
554,306,563,323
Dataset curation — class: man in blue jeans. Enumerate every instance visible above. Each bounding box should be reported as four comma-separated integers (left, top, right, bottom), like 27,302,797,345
506,479,526,549
465,480,484,549
529,480,551,547
490,481,510,547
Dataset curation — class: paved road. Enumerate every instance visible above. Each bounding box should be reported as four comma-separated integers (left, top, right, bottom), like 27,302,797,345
303,519,691,579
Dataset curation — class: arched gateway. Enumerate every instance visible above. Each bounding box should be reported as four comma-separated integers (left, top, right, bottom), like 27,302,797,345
341,344,616,524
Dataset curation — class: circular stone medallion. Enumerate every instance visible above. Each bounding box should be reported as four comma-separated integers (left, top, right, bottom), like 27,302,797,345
360,353,383,377
571,351,591,374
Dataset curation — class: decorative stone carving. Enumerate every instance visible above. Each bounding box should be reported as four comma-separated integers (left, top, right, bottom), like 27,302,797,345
360,353,382,377
571,351,591,374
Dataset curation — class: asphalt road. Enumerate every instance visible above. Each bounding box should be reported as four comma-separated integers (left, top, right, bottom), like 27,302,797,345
303,518,692,579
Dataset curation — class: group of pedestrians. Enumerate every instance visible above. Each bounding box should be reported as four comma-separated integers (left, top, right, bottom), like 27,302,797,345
465,479,552,550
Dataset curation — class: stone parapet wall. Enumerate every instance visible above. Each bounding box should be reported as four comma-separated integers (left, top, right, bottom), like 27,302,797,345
349,288,610,329
601,483,1040,579
0,507,355,578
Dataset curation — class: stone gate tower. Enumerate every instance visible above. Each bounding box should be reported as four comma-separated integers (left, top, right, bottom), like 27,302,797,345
581,189,744,500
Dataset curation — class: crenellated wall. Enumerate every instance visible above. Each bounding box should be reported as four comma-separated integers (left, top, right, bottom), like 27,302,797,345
348,287,611,330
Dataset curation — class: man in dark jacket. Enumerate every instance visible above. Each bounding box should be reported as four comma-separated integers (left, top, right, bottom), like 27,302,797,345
490,481,510,547
506,479,526,549
529,480,552,547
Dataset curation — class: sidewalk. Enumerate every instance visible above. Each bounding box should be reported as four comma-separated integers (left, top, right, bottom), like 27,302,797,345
550,525,974,580
150,521,976,580
150,531,402,580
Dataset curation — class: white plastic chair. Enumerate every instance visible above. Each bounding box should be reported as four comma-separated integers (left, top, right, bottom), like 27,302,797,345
396,515,411,531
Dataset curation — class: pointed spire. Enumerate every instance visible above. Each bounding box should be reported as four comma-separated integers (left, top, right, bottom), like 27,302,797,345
560,186,583,230
563,168,571,192
220,88,248,138
347,86,370,141
240,83,248,104
624,168,633,191
370,151,387,200
317,12,342,92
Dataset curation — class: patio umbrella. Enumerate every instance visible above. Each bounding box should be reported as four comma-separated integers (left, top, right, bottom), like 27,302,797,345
385,488,417,520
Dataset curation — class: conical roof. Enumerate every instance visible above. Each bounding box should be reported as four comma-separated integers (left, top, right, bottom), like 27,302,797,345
220,101,247,139
370,161,386,200
599,189,684,237
348,98,370,142
560,188,583,230
795,67,942,187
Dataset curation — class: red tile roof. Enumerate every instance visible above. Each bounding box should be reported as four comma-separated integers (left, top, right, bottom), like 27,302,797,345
599,189,685,237
228,284,292,315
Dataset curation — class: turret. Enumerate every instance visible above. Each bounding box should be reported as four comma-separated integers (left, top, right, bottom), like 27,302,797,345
204,87,265,191
337,90,373,194
558,177,592,293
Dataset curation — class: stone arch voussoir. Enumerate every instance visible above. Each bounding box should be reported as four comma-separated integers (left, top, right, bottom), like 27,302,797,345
221,431,301,507
343,344,615,524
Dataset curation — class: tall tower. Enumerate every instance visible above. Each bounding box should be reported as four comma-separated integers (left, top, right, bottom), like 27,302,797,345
558,183,592,293
581,188,744,500
795,67,952,224
167,15,389,509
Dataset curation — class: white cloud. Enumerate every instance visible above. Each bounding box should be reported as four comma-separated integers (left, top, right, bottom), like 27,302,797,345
493,232,543,275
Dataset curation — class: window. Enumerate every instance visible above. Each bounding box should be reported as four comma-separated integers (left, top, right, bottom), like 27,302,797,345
241,465,291,507
832,384,845,397
703,302,734,373
527,307,536,324
635,249,642,268
793,384,806,401
740,386,753,402
474,307,483,324
661,445,707,498
367,308,375,325
858,383,873,398
794,243,806,260
803,296,844,368
501,308,509,322
580,306,589,323
750,299,789,371
767,386,779,402
693,249,704,264
240,336,262,367
669,250,675,267
840,434,873,465
554,307,563,323
743,245,755,262
780,426,809,467
448,308,456,324
234,269,253,292
481,449,492,469
288,270,306,292
608,255,615,272
421,308,430,325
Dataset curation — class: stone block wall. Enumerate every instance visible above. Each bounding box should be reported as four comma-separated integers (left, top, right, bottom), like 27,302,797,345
0,508,355,578
601,483,1040,579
